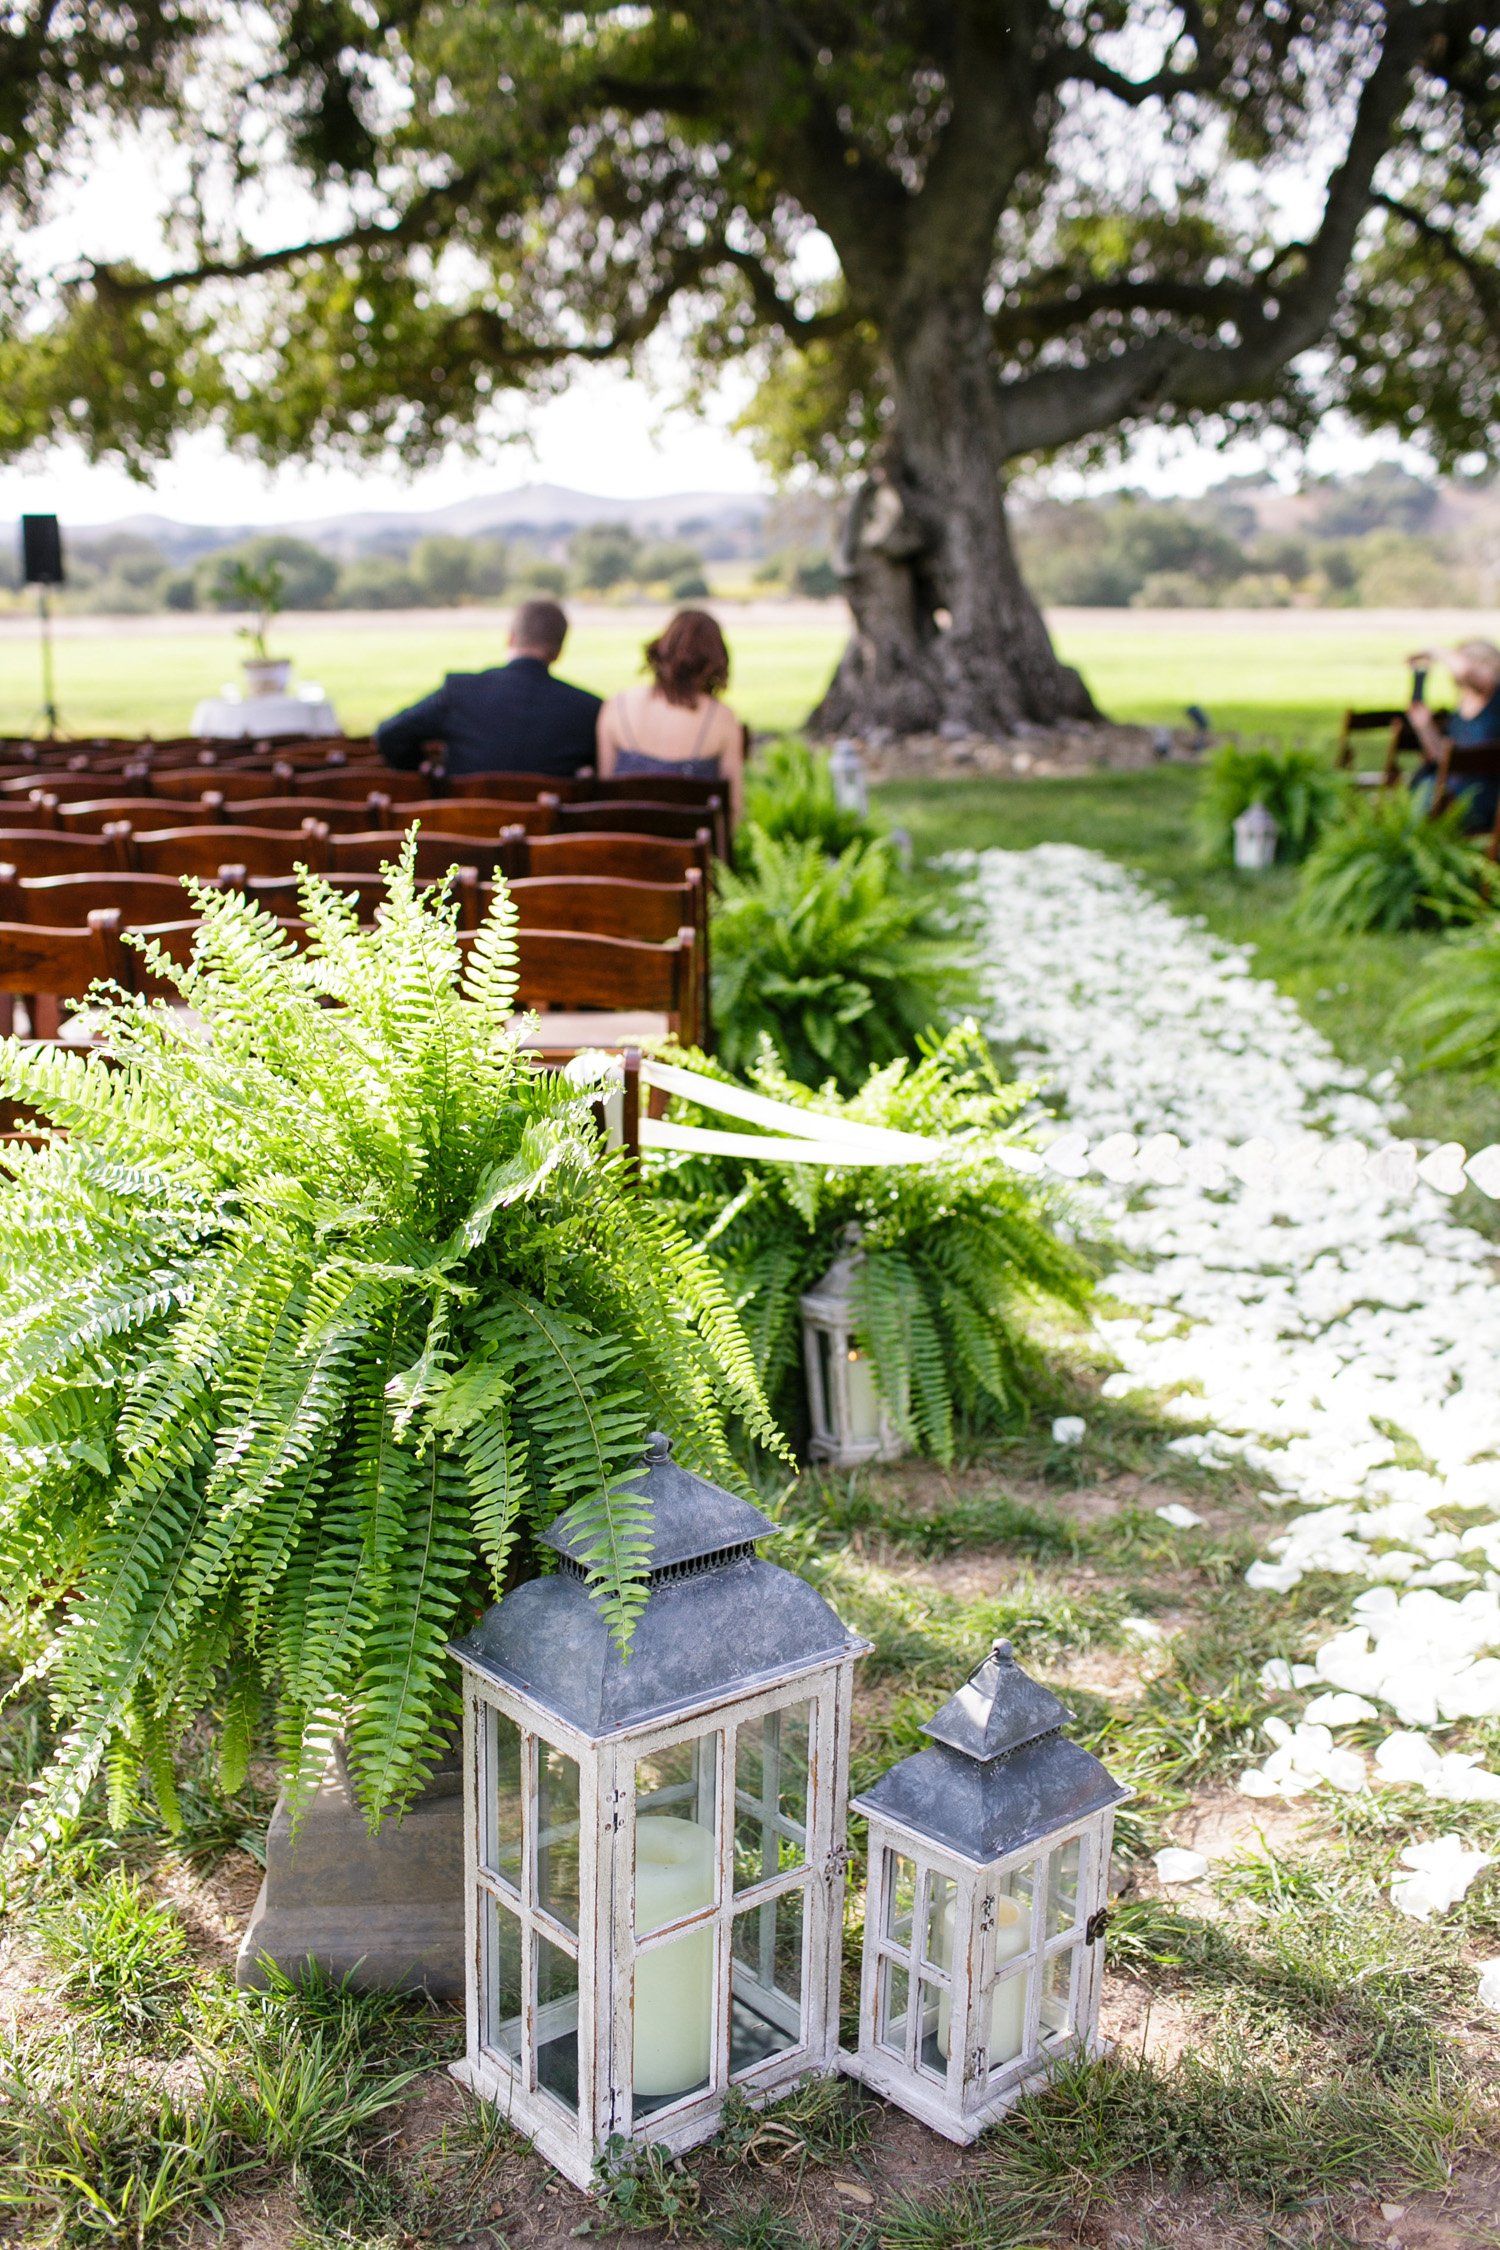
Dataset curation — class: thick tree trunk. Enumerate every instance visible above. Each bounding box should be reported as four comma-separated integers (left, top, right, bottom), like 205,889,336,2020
811,294,1096,738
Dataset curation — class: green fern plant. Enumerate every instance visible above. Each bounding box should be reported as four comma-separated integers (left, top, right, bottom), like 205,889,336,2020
0,845,778,1856
1197,743,1347,865
713,827,973,1092
1295,790,1491,935
742,737,885,856
651,1025,1091,1460
1400,915,1500,1073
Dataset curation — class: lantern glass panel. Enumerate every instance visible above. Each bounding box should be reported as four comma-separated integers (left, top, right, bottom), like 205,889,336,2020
995,1859,1037,1971
884,1851,918,1946
923,1872,956,1968
487,1709,524,1894
535,1929,581,2112
983,1964,1032,2076
482,1893,524,2065
916,1978,946,2080
1046,1839,1083,1939
730,1888,804,2076
877,1958,909,2056
1041,1945,1076,2042
733,1701,810,1892
633,1924,714,2110
634,1734,719,1934
812,1324,836,1440
536,1740,582,1932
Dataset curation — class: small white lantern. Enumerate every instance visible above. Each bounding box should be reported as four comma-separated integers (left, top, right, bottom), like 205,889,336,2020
843,1639,1128,2143
1232,799,1279,870
450,1435,868,2191
800,1232,907,1469
829,737,870,819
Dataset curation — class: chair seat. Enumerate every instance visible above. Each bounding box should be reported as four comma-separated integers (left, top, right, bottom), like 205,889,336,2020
510,1010,669,1054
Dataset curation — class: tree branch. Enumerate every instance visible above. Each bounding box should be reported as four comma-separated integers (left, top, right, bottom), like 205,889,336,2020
996,10,1423,457
86,179,467,300
992,274,1269,350
1045,2,1227,105
715,246,858,339
1373,188,1500,329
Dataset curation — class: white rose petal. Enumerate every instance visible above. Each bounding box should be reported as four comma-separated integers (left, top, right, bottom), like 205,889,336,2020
1477,1960,1500,2013
1464,1144,1500,1198
1155,1503,1206,1529
1051,1415,1086,1446
1153,1847,1209,1884
1389,1834,1494,1922
1302,1691,1378,1726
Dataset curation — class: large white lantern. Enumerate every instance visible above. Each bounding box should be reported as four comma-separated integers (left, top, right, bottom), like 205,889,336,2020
1232,799,1279,870
799,1233,907,1469
450,1435,868,2191
843,1639,1128,2142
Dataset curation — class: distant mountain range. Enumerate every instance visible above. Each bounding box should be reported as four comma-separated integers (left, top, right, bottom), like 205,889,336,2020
68,483,770,562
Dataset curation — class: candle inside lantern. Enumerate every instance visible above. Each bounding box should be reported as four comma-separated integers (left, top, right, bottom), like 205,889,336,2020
936,1890,1031,2066
844,1347,884,1447
633,1816,716,2097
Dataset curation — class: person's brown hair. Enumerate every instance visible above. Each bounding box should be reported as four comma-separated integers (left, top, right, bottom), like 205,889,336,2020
644,609,730,707
511,598,568,660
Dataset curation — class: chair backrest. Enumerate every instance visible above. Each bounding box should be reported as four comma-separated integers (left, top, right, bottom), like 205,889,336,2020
3,871,203,925
132,822,332,878
554,797,726,852
329,829,520,881
0,827,133,876
231,795,393,834
513,926,695,1041
396,799,544,838
519,829,713,895
58,792,226,834
444,771,592,802
249,864,481,927
2,770,147,804
148,766,284,803
503,872,703,944
0,909,128,1037
0,797,60,831
1335,707,1426,775
588,773,724,809
280,763,426,799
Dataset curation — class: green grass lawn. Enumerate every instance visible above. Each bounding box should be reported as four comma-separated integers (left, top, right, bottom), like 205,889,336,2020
0,606,1476,743
882,765,1500,1229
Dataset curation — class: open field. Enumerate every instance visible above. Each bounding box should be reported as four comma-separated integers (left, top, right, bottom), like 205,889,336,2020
1,602,1496,742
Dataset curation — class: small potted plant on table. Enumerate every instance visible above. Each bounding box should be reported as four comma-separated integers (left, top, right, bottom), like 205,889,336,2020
229,554,292,697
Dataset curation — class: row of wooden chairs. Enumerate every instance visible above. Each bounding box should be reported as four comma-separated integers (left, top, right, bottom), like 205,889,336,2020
1336,707,1500,861
0,906,704,1049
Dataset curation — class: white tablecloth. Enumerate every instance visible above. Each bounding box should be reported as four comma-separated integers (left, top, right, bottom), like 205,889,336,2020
189,692,341,741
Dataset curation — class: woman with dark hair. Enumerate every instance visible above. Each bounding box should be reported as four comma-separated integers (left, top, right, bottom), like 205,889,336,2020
597,608,745,820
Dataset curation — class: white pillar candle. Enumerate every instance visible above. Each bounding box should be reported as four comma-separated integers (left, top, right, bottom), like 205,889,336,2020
633,1815,716,2097
844,1349,884,1446
937,1891,1031,2067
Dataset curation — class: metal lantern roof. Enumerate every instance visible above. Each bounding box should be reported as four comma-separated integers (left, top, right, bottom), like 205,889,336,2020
451,1434,866,1739
852,1638,1129,1863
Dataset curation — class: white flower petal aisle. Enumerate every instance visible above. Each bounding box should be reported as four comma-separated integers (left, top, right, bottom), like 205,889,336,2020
973,844,1500,1920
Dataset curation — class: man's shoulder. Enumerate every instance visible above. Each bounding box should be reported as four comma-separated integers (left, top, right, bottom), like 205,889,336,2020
547,671,603,714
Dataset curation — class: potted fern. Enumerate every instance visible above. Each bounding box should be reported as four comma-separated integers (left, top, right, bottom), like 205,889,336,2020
650,1025,1091,1461
0,848,777,1868
228,554,292,697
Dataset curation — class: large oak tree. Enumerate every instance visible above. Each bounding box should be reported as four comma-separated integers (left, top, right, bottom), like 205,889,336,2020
2,3,1498,733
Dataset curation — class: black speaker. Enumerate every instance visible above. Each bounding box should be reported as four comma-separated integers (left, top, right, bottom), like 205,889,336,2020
20,514,64,586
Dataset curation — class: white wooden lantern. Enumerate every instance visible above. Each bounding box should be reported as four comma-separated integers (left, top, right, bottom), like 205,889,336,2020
829,737,870,819
843,1638,1128,2143
800,1232,907,1469
450,1435,869,2192
1232,799,1279,870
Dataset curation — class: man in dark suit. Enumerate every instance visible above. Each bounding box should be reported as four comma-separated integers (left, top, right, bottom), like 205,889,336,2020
374,598,601,776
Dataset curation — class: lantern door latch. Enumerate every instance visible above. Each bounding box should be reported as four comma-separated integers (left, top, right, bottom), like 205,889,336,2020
1086,1906,1111,1945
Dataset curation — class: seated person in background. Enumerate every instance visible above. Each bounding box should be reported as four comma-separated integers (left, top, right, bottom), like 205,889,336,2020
374,598,601,777
597,609,745,822
1407,639,1500,831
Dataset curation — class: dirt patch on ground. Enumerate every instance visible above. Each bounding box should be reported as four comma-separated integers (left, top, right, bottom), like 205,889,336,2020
857,719,1188,780
151,1847,265,1969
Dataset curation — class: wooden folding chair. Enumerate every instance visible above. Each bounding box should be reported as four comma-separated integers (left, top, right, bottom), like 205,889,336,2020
510,926,699,1052
131,822,332,878
395,799,551,838
554,796,728,855
2,769,147,805
248,864,481,927
230,796,394,834
58,792,226,833
0,797,61,831
149,766,289,803
1429,742,1500,859
278,762,428,799
0,909,129,1038
0,827,133,876
505,871,710,1045
1335,708,1430,785
444,771,591,802
518,828,714,904
329,829,519,882
0,871,207,925
588,773,724,810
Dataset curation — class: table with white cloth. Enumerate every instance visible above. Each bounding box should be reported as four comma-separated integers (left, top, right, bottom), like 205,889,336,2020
189,688,341,741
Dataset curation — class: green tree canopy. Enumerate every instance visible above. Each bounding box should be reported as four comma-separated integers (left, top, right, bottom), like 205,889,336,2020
2,4,1497,732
